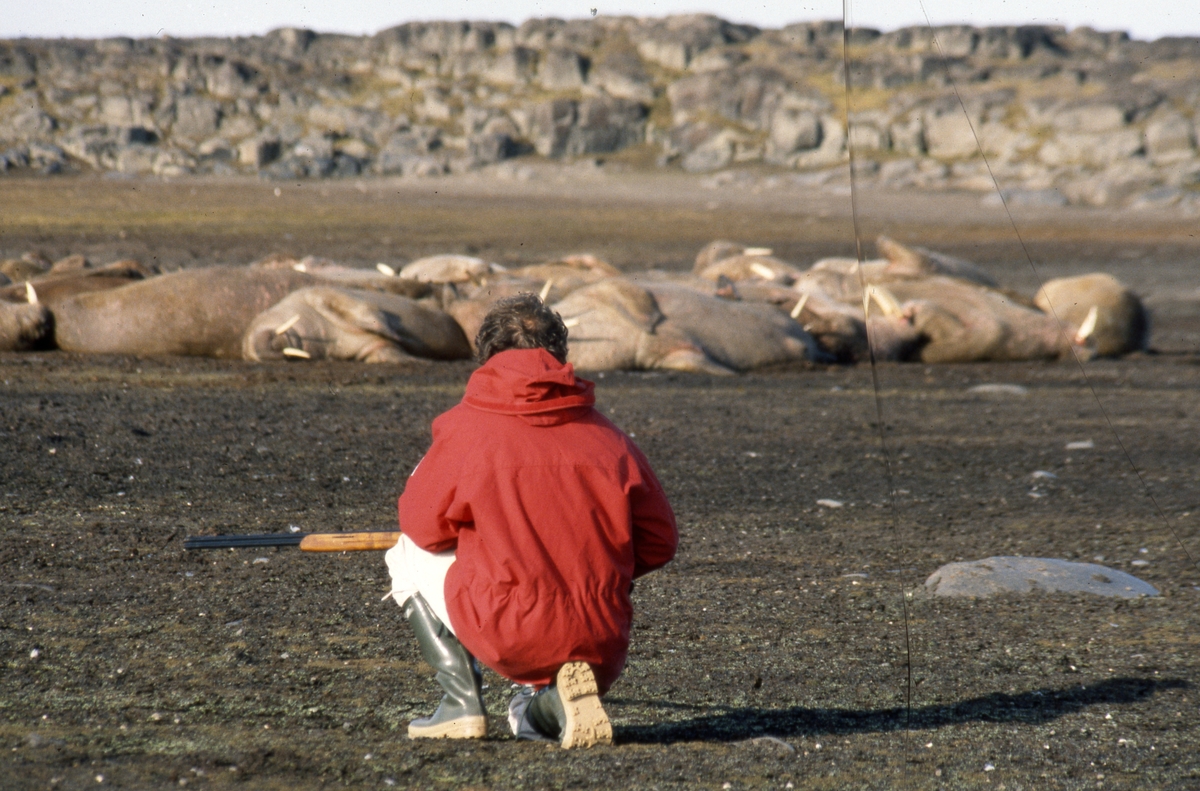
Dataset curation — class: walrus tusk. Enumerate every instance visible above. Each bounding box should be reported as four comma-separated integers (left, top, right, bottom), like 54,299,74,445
282,347,311,359
563,317,581,328
274,314,302,335
25,281,37,304
375,263,396,277
749,262,776,280
744,247,773,257
867,285,903,318
292,263,307,272
1074,305,1099,344
790,292,810,320
539,279,554,301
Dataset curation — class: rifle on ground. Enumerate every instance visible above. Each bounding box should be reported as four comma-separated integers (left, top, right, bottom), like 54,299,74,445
184,531,400,552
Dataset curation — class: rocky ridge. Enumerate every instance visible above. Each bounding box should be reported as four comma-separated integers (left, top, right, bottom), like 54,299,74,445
1,15,1198,209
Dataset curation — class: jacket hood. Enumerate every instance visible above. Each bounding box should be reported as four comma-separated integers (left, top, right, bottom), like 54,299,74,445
463,348,595,424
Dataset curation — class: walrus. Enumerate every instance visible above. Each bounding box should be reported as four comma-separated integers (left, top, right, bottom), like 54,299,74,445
1034,273,1149,357
696,253,806,286
0,260,155,306
253,254,433,299
509,254,619,298
716,278,922,363
553,279,829,374
875,236,1000,289
399,254,505,284
51,266,318,357
870,277,1077,363
440,274,592,352
0,300,53,352
799,237,1005,304
0,256,50,283
647,283,831,370
693,240,751,273
243,287,472,363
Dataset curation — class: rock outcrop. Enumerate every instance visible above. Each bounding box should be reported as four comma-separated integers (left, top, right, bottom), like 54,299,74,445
1,16,1197,207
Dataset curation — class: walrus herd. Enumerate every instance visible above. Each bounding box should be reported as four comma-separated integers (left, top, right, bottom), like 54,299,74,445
0,238,1151,373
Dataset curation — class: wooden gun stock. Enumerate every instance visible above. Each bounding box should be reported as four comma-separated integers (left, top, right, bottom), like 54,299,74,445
298,532,401,552
184,531,401,552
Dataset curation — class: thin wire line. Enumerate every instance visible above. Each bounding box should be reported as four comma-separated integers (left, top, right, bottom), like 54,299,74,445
915,0,1198,572
842,0,915,734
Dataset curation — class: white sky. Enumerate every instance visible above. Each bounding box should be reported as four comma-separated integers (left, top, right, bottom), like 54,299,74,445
3,0,1198,42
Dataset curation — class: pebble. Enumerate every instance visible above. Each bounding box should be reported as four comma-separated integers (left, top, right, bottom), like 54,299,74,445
741,735,796,755
968,383,1028,396
817,499,844,508
1065,440,1095,450
1031,470,1058,479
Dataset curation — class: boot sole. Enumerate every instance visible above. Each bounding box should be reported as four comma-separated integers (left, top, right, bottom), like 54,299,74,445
556,662,612,749
408,715,487,739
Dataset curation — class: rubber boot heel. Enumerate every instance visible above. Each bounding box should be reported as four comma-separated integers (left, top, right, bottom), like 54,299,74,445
556,661,612,748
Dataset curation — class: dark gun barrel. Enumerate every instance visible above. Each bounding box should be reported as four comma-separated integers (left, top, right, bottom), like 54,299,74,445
184,533,306,550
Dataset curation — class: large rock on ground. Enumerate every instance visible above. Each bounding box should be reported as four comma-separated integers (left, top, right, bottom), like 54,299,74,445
925,557,1158,598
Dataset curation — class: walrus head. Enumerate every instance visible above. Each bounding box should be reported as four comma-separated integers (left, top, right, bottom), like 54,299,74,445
0,301,53,352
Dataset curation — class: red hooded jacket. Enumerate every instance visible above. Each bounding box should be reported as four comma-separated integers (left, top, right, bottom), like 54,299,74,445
398,348,677,692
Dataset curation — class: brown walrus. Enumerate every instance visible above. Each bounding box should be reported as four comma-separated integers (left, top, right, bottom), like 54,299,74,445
51,266,318,357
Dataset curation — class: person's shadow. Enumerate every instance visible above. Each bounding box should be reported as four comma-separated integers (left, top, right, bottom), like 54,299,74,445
611,676,1186,744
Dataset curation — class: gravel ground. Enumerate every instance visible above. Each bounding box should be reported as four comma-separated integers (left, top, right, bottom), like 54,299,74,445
1,350,1197,790
1,175,1198,790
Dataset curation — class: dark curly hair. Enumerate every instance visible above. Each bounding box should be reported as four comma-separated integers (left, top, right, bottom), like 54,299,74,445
474,293,569,365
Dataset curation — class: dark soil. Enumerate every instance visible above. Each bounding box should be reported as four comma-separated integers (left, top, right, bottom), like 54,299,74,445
1,174,1199,790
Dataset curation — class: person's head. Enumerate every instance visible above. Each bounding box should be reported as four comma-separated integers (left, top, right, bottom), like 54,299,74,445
474,293,569,365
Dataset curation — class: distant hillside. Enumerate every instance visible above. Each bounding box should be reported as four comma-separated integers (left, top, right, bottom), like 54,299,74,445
1,15,1197,208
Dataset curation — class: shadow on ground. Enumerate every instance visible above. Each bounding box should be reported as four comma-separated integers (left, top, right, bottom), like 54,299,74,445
614,677,1187,743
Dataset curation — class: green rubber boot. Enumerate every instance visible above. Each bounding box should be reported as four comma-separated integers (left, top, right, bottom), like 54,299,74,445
402,594,487,739
525,662,612,748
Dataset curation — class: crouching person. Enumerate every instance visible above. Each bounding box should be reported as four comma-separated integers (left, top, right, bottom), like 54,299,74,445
384,294,677,747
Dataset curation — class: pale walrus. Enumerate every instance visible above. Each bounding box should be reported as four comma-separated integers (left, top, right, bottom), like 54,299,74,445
553,279,829,374
0,300,53,352
1034,273,1149,357
242,287,472,363
870,277,1077,363
0,260,155,306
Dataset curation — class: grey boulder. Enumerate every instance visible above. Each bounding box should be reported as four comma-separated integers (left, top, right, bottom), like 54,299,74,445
925,556,1158,599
